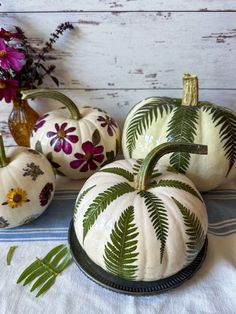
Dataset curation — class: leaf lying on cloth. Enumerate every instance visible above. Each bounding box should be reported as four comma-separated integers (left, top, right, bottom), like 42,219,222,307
7,246,18,266
17,245,72,297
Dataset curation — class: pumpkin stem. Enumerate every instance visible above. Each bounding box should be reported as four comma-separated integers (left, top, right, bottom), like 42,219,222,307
21,89,81,120
134,142,207,191
0,133,8,168
182,73,198,106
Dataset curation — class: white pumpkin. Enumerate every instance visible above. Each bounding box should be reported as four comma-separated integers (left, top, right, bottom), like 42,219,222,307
74,143,208,281
122,74,236,192
0,135,55,228
21,89,121,180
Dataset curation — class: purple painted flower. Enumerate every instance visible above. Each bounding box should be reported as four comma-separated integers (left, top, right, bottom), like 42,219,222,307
34,113,49,132
47,122,79,155
39,183,54,206
70,141,104,172
97,115,118,136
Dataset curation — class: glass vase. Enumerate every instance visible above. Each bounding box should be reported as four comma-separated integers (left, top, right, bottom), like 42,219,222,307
8,95,40,147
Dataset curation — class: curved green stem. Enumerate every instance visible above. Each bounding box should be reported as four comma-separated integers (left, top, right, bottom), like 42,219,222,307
182,73,199,106
21,89,81,120
134,142,207,191
0,134,8,168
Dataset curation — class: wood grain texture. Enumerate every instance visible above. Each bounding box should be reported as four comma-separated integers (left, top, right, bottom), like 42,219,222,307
1,0,236,12
1,89,236,146
1,12,236,90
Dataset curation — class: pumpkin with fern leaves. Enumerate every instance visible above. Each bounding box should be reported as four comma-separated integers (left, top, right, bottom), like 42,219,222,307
73,142,208,281
122,74,236,191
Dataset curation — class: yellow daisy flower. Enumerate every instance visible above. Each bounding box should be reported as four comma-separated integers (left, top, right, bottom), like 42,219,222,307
2,188,30,208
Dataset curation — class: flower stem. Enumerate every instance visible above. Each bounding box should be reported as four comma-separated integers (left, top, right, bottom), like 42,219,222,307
21,89,81,120
0,134,8,168
134,142,207,191
182,73,199,106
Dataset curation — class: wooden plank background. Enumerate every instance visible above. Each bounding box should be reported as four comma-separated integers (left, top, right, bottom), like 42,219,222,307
0,1,236,145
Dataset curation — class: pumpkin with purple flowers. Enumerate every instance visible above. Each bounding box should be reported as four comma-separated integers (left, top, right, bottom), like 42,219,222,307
21,89,121,179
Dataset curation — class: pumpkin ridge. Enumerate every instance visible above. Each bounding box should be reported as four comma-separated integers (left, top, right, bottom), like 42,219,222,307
126,98,175,157
202,104,236,176
172,197,205,263
82,182,135,242
167,106,199,173
103,206,139,280
139,191,168,263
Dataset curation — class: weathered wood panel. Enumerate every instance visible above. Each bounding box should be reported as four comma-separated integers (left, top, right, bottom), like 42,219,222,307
1,12,236,89
1,1,236,12
1,89,236,146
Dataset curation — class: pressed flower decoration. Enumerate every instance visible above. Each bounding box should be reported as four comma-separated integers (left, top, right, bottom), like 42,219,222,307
39,183,54,206
0,23,74,103
0,216,9,228
22,162,44,181
97,115,118,136
34,113,49,132
47,122,79,155
2,188,30,208
70,141,105,172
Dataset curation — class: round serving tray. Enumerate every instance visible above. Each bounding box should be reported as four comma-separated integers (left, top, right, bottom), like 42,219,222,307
68,220,208,296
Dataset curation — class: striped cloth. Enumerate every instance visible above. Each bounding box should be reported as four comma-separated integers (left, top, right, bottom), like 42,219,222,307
0,189,235,242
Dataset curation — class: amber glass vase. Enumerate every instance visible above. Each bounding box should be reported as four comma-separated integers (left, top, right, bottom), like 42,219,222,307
8,94,40,147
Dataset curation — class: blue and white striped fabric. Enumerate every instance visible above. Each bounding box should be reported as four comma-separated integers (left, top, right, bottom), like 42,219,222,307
0,189,235,242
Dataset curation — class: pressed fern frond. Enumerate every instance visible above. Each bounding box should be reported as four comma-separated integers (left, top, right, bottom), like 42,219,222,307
83,182,135,242
126,98,175,157
139,191,168,263
103,206,139,280
99,167,134,182
156,179,202,202
172,197,205,263
17,244,72,297
167,106,199,173
202,104,236,176
73,185,96,221
132,159,143,176
132,159,161,179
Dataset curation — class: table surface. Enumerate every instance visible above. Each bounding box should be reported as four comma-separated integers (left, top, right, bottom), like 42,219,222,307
0,177,236,314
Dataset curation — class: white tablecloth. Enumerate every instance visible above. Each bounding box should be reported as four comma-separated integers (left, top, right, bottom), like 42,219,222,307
0,177,236,314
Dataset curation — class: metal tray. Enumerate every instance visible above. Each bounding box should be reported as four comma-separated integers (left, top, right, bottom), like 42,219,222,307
68,220,208,296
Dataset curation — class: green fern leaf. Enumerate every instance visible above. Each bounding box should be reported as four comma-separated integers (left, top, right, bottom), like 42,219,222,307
156,179,202,202
126,98,175,157
202,104,236,176
172,197,205,262
103,206,139,280
100,167,134,182
83,182,135,242
17,245,72,297
167,106,199,173
132,159,161,179
139,191,168,263
73,185,96,221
